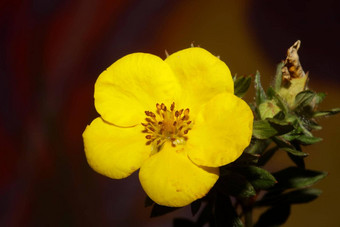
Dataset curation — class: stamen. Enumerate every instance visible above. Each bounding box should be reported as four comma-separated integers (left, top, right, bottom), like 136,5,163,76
142,102,193,148
170,102,175,111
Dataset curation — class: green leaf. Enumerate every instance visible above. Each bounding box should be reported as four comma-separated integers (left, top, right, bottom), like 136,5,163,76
282,147,308,157
150,204,180,217
234,75,252,98
190,199,201,216
267,118,295,135
287,152,305,168
234,166,277,190
256,188,322,206
253,120,277,139
196,202,214,227
214,193,243,227
295,135,322,145
272,137,309,157
144,195,154,207
173,218,196,227
266,87,289,114
255,71,267,106
254,205,290,227
244,139,271,155
273,167,327,189
313,108,340,117
294,90,315,109
258,146,279,166
218,173,256,198
314,92,326,105
273,62,284,91
234,152,259,165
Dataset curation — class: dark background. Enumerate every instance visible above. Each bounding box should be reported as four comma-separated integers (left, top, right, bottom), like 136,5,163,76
1,0,339,226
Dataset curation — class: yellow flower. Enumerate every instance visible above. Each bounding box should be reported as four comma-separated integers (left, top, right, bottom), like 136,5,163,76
82,47,253,207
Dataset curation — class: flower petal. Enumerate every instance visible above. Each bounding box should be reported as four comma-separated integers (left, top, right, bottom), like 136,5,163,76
139,142,219,207
186,92,253,167
165,47,234,114
83,117,151,179
95,53,181,127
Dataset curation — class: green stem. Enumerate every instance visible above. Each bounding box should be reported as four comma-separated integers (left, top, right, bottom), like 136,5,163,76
244,208,253,227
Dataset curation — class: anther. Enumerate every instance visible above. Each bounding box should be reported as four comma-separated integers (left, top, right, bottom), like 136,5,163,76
184,108,190,115
173,121,177,126
182,115,189,120
161,103,166,111
175,111,180,117
184,130,188,134
187,121,192,125
145,135,152,139
148,127,155,132
156,103,161,110
145,118,153,122
170,102,175,111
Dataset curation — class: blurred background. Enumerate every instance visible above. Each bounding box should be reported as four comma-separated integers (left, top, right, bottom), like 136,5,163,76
1,0,339,226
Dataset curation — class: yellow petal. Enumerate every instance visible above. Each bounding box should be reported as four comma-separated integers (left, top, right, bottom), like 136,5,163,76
165,47,234,114
186,92,253,167
83,117,151,179
95,53,181,127
139,143,219,207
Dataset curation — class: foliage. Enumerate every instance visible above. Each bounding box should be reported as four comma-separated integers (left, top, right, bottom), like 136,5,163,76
146,44,339,226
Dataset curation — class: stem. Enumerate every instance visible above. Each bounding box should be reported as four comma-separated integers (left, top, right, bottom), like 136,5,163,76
244,208,253,227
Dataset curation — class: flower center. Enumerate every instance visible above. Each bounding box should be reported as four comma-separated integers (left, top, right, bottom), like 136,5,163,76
142,102,192,148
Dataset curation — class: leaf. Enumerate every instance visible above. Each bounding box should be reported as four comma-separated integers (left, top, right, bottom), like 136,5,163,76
267,118,295,135
190,199,201,216
266,87,289,114
214,193,243,227
173,218,196,227
273,62,284,91
144,195,154,207
287,152,305,168
272,137,308,157
196,201,214,227
218,173,256,198
253,120,277,139
244,139,271,155
313,108,340,118
282,147,308,157
295,135,322,145
256,188,322,206
255,71,267,106
314,92,326,105
273,167,327,189
257,146,278,166
234,76,252,98
234,152,259,165
233,166,277,190
150,204,180,217
254,205,290,227
294,90,315,109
